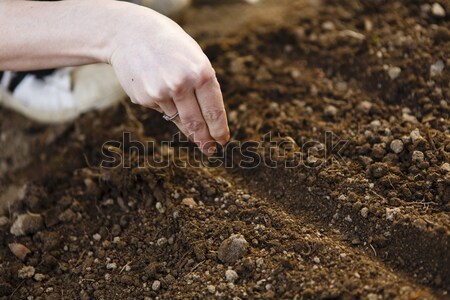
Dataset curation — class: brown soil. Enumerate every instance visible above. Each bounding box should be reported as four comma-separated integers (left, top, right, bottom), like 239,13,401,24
1,0,449,299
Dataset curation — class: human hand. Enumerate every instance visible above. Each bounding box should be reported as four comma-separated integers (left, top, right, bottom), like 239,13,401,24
109,5,229,155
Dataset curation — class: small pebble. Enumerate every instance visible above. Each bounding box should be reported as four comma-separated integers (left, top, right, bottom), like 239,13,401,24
370,120,381,128
386,207,401,221
93,233,101,241
367,293,380,300
340,29,365,40
106,262,117,270
390,139,404,154
33,273,45,282
430,60,444,77
155,202,165,214
225,269,239,283
441,163,450,173
207,285,216,294
181,197,197,208
313,256,321,264
218,234,248,264
228,111,238,124
9,243,31,261
324,105,338,117
18,266,35,279
358,101,372,113
10,214,44,236
152,280,161,291
402,113,418,124
322,21,335,31
364,18,373,31
410,129,423,143
412,151,425,163
431,2,446,17
156,237,167,246
360,207,369,218
242,194,251,200
388,66,401,80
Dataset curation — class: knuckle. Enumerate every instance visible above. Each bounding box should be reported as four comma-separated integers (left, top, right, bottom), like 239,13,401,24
153,97,168,104
172,78,191,97
184,120,206,134
203,108,225,123
197,67,216,87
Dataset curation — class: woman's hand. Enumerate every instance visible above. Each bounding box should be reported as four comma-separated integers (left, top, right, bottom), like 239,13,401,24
0,0,229,155
109,6,230,154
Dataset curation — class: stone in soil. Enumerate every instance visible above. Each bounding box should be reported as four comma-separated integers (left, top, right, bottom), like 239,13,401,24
412,151,425,163
218,234,249,264
225,269,239,283
430,60,444,77
34,273,45,282
431,3,446,17
181,197,197,208
390,139,404,154
18,266,35,279
387,66,401,80
10,213,44,236
8,243,31,261
207,285,216,294
441,163,450,173
93,233,102,241
152,280,161,291
324,105,338,118
410,129,423,143
360,207,369,219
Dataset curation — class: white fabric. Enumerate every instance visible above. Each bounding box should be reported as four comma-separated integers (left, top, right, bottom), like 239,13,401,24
12,68,75,111
0,71,13,89
0,64,126,123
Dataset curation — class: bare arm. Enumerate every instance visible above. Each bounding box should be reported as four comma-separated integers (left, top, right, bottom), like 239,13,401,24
0,0,230,153
0,0,119,70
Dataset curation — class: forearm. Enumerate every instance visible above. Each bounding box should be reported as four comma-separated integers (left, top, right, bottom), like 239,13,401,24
0,0,139,71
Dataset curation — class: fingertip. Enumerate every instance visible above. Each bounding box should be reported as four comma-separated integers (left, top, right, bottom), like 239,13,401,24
217,132,230,145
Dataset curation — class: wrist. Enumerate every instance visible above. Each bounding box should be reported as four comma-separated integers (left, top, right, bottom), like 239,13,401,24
104,1,170,65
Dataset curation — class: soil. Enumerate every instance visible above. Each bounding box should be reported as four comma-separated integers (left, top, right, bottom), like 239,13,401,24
1,0,449,299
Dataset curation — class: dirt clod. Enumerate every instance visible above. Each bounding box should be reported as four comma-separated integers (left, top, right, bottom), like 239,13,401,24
218,234,248,264
18,266,35,279
10,213,43,236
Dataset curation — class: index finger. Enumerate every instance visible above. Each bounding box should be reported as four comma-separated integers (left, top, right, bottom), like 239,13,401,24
195,74,230,145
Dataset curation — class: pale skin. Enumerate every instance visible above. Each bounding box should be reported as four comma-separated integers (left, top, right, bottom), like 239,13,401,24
0,0,230,155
